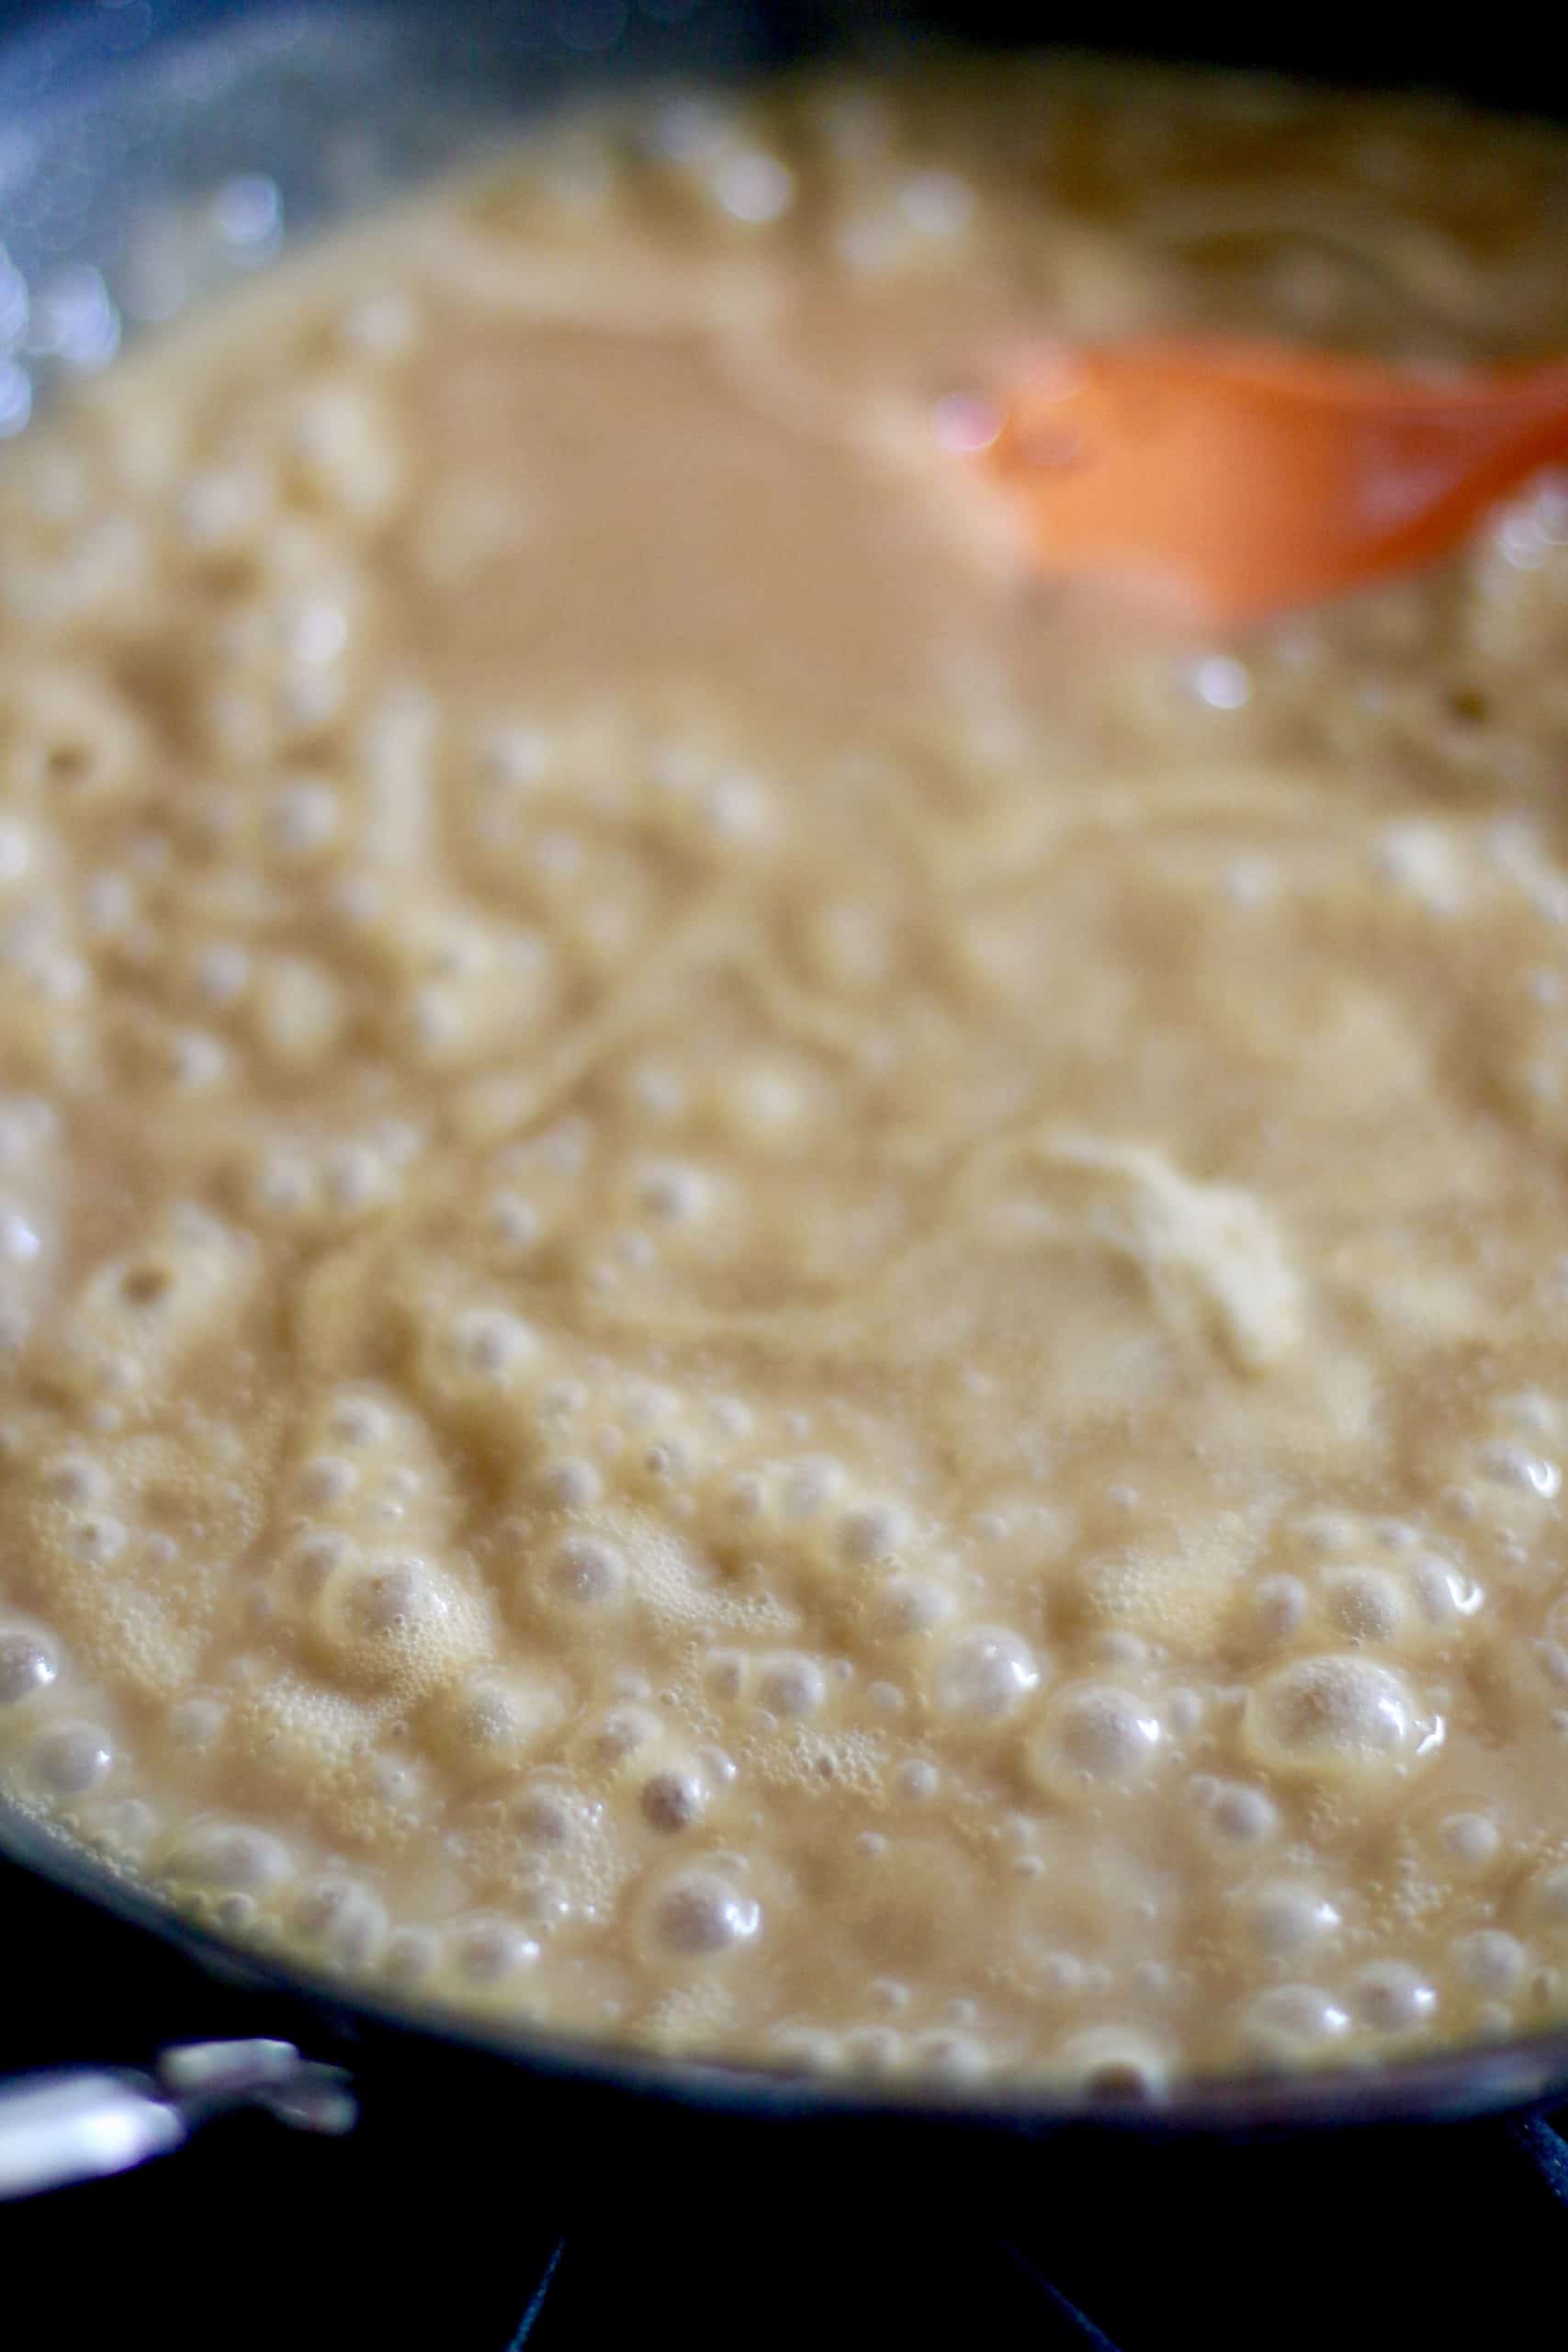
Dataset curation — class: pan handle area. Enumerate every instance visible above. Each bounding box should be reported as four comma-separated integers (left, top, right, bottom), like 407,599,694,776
0,2039,356,2200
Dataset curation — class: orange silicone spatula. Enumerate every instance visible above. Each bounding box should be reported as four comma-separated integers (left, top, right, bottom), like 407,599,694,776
962,338,1568,627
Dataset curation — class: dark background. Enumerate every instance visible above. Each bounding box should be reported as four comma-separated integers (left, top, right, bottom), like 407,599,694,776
5,5,1568,2345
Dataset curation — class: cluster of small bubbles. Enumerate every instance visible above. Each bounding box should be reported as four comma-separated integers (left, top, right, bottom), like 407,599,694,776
1253,1515,1482,1657
93,1798,159,1858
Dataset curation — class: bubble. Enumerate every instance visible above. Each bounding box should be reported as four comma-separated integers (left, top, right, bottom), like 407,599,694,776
756,1653,827,1718
896,1759,939,1804
383,1927,442,1987
930,1626,1041,1723
874,1575,956,1639
29,1723,113,1796
69,1515,127,1564
591,1704,662,1766
298,1454,357,1505
539,1532,628,1613
642,1867,762,1961
289,1876,388,1968
328,1393,391,1447
1241,1983,1351,2059
285,1527,351,1602
1028,1683,1161,1797
193,940,251,1007
634,1159,712,1224
268,777,340,859
0,1628,58,1707
167,1698,225,1753
779,1456,848,1522
486,1191,542,1255
1353,1960,1438,2032
1476,1441,1560,1498
1242,1655,1429,1779
449,1306,538,1380
535,1455,604,1509
1196,1781,1280,1846
709,149,796,226
1166,1688,1203,1736
703,1648,748,1703
839,1501,912,1566
1438,1812,1500,1873
96,1797,158,1857
335,1555,446,1640
1411,1555,1482,1627
41,1453,109,1505
1059,2027,1169,2099
1452,1929,1527,1996
910,2030,990,2083
1321,1566,1407,1645
839,2024,904,2075
515,1782,576,1846
640,1766,708,1832
455,1917,540,1986
163,1821,293,1894
640,1435,701,1487
436,1672,566,1781
1241,1883,1341,1959
1191,655,1251,711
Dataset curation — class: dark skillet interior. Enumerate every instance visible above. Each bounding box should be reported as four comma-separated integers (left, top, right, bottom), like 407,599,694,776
4,0,1568,2149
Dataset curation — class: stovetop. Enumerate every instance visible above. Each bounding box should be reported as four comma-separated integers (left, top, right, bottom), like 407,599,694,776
4,1850,1565,2349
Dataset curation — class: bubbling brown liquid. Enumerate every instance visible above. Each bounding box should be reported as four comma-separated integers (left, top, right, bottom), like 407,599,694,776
6,59,1568,2091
